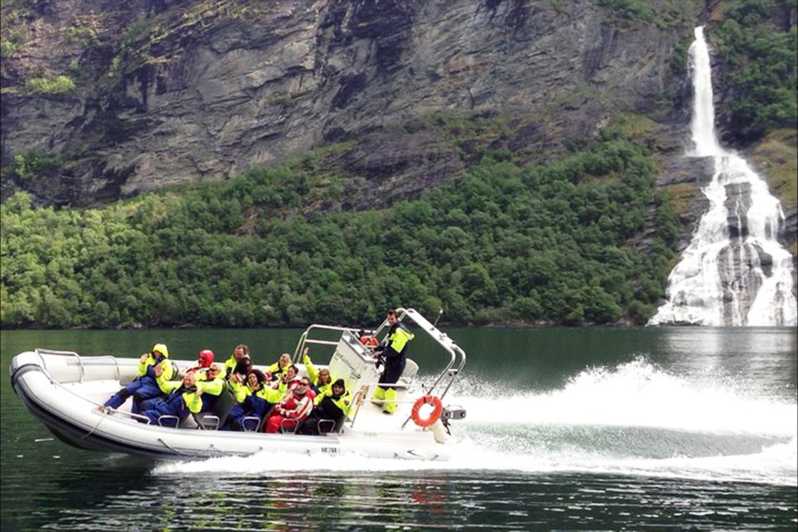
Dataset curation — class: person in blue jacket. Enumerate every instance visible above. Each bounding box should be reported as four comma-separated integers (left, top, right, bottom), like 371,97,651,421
141,364,225,426
102,343,174,414
223,369,282,431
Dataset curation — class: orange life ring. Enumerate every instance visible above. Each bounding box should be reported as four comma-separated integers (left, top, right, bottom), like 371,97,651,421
411,395,443,428
360,335,379,348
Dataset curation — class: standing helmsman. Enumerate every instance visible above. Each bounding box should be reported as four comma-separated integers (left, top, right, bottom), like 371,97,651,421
372,309,414,414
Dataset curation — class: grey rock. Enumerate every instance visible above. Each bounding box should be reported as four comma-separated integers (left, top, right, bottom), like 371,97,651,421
2,0,698,209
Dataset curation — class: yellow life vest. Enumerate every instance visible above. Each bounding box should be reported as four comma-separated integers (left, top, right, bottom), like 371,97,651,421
389,325,414,353
314,389,352,417
137,352,174,394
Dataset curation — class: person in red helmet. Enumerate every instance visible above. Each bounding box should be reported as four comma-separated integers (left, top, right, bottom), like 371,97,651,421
186,349,215,376
263,377,314,433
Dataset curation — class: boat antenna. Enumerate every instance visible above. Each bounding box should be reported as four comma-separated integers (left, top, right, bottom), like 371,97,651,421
433,308,444,327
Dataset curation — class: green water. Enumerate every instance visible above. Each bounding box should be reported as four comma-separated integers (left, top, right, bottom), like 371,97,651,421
2,327,796,529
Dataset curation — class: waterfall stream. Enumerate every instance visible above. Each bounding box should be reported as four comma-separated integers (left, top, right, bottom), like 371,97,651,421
650,27,797,326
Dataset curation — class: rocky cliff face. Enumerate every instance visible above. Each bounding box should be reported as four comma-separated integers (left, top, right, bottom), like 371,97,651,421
2,0,700,209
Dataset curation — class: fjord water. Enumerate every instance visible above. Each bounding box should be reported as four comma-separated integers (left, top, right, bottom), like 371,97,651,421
651,27,797,326
2,327,796,529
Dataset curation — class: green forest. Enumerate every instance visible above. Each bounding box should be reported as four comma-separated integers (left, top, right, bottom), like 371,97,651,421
1,130,680,329
713,0,797,141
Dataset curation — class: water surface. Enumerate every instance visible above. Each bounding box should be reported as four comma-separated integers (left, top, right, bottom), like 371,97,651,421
2,327,796,529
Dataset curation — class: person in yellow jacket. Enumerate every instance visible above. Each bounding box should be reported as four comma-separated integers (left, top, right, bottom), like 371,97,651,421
267,353,293,380
372,310,414,414
302,348,333,395
277,364,299,396
297,379,352,435
224,344,251,379
223,369,283,430
195,363,226,411
141,364,225,426
103,343,174,414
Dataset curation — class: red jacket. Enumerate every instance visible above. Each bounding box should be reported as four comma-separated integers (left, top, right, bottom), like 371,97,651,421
276,391,314,420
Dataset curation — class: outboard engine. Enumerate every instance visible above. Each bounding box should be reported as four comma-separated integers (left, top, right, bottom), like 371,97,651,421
441,406,467,421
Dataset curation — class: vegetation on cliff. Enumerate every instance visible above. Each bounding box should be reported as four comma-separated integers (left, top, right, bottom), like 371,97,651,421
712,0,797,142
1,133,679,329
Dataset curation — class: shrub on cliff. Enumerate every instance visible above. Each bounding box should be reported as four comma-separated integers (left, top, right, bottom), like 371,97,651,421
24,75,76,95
713,0,797,140
0,136,678,328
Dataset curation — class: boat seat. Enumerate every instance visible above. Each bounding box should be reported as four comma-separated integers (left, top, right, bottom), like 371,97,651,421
194,389,236,430
317,418,341,434
240,415,263,432
240,405,276,432
156,415,180,428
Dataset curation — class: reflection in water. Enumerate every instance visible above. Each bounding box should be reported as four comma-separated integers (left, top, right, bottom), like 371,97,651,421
34,472,798,530
659,327,797,396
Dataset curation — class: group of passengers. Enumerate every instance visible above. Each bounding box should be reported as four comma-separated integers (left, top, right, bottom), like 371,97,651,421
99,309,414,435
100,343,354,436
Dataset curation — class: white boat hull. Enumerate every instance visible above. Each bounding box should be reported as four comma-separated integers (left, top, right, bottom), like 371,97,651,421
10,350,451,461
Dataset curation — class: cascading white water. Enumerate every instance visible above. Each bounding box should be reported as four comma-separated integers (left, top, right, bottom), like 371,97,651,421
650,27,797,327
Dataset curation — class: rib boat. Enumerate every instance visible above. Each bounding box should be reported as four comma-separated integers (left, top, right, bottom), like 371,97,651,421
10,308,466,461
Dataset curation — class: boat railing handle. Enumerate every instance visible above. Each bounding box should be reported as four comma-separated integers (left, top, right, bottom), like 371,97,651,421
292,330,309,363
35,348,85,383
292,325,363,363
20,359,153,426
157,415,179,428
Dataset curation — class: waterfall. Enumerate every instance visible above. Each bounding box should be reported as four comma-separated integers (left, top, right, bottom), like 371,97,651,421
649,27,797,327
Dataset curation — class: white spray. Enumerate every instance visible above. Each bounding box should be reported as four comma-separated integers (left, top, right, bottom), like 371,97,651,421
153,359,798,486
650,26,796,326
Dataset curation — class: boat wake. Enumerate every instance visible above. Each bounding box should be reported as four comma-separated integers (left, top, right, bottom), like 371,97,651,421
153,359,797,486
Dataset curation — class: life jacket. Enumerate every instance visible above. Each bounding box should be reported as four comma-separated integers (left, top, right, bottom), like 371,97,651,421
387,324,414,355
303,353,335,394
277,392,313,420
138,352,174,394
194,369,225,411
316,381,332,396
267,359,292,378
229,380,251,403
314,389,352,418
254,383,283,404
225,355,251,379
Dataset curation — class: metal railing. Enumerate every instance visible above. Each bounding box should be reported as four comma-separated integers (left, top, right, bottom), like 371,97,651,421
28,307,469,436
32,349,151,425
291,324,363,364
293,309,468,431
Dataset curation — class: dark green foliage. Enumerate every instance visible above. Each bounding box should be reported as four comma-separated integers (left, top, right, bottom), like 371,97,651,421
598,0,655,22
713,0,797,140
11,151,64,180
1,136,678,329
